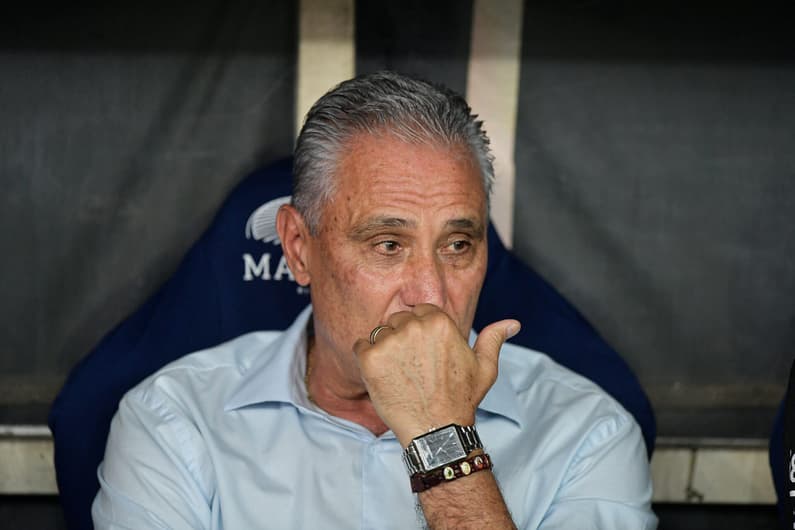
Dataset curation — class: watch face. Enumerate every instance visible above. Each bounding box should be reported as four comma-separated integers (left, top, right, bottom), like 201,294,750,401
416,425,466,469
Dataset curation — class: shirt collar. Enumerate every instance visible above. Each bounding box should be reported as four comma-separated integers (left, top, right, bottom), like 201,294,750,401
225,307,523,427
224,305,313,411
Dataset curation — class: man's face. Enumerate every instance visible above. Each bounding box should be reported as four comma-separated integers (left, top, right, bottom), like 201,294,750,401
300,133,488,387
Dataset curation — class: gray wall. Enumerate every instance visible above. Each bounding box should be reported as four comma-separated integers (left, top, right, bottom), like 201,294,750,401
0,2,297,422
513,6,795,438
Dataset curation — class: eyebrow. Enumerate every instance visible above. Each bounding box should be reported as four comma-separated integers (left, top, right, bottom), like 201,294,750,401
349,216,416,241
445,218,485,239
349,215,485,241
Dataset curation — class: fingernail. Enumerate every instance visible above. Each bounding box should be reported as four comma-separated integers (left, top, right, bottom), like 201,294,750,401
506,323,520,339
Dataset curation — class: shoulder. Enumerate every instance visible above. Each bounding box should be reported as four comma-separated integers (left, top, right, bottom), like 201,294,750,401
488,343,653,520
499,342,613,394
122,330,283,413
93,334,292,529
497,341,636,432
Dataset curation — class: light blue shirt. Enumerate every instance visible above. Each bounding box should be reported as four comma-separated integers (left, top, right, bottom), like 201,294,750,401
93,306,657,529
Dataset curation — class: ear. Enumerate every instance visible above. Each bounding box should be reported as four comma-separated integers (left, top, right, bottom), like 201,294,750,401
276,204,312,286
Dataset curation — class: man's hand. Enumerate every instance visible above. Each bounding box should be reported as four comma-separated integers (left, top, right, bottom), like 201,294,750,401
353,304,520,447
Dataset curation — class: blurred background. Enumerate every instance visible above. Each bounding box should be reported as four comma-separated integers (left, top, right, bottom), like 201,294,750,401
1,1,793,528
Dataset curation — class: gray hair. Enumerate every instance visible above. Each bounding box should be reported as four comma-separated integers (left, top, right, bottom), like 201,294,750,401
292,71,494,234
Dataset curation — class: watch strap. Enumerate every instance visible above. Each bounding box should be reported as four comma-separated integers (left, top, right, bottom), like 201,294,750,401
458,424,482,453
403,442,423,475
410,453,493,493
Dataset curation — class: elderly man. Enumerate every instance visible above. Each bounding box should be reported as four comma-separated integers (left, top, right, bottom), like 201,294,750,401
93,72,656,529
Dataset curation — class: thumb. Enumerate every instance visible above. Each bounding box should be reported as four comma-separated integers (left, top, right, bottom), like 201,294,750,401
473,319,521,367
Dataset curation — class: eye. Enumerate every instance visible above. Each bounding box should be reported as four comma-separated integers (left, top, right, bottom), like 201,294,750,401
445,239,472,254
375,240,401,255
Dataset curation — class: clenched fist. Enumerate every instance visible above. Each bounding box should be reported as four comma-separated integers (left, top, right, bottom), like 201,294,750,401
353,304,520,447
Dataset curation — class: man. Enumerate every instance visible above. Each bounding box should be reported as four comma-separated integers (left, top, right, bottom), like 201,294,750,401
93,71,656,529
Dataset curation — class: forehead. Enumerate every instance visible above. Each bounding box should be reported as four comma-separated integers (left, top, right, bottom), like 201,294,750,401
329,133,487,221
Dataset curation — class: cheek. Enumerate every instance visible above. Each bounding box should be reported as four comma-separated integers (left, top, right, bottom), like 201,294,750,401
457,269,485,307
312,250,402,352
321,239,398,289
317,245,393,311
446,257,487,327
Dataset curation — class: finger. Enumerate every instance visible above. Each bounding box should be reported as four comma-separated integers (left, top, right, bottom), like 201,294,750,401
410,303,443,317
473,319,521,368
352,337,372,356
385,310,415,329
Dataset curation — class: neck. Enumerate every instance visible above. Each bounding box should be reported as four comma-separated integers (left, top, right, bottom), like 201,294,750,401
306,340,389,437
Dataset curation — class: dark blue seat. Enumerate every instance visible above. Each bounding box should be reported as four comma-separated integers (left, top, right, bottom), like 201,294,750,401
770,403,786,526
49,158,655,529
768,359,795,528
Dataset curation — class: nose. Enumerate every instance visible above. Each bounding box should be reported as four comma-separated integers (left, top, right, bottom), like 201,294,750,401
400,253,446,309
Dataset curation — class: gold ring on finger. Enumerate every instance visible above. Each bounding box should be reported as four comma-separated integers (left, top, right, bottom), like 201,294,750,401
369,325,391,345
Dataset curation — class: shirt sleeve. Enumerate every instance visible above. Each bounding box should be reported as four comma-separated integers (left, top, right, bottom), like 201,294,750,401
92,384,215,530
537,411,658,530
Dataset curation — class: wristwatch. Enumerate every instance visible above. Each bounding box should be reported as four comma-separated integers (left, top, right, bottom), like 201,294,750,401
402,424,483,475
